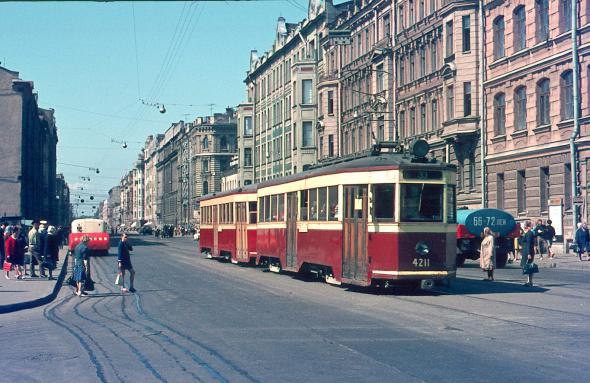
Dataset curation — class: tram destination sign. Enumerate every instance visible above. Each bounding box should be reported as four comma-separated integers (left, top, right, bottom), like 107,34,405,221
403,170,443,180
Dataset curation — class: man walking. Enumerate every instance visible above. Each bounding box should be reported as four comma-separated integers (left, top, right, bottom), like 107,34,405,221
27,220,41,277
533,219,548,260
117,234,136,293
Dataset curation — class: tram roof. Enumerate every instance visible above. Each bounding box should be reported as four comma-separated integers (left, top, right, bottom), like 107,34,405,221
198,183,258,202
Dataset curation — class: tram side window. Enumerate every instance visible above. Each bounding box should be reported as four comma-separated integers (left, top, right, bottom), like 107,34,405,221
446,185,457,223
249,201,257,223
309,188,318,221
400,183,444,222
265,196,271,222
318,187,327,221
272,194,279,221
328,186,338,221
278,194,285,221
258,198,264,222
230,203,234,223
373,184,395,221
300,190,309,220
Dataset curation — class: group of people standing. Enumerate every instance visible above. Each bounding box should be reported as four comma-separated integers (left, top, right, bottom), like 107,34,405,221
71,233,136,296
573,222,590,261
480,219,553,287
1,220,62,280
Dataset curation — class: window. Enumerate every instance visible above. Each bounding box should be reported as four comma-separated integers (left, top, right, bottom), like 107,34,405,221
265,195,271,222
446,20,454,57
420,104,426,133
430,0,436,14
300,189,308,220
561,70,574,120
328,134,334,157
410,107,416,136
419,0,425,20
493,17,505,60
400,184,444,222
302,79,312,104
202,160,209,173
244,148,252,166
494,93,506,135
202,136,209,150
317,187,327,221
514,86,527,131
464,82,472,116
302,121,313,147
447,85,454,120
561,0,572,33
432,99,438,129
536,0,549,42
537,78,550,126
399,110,406,138
327,91,334,114
249,201,257,223
203,181,209,195
378,116,385,142
383,14,390,37
514,6,526,52
431,40,438,71
565,164,572,210
496,173,505,210
540,167,549,212
399,5,405,31
469,157,476,189
517,170,526,213
373,184,395,221
377,64,385,92
328,186,338,221
462,15,471,52
420,48,426,77
409,52,415,82
409,0,415,25
399,56,405,85
243,116,252,136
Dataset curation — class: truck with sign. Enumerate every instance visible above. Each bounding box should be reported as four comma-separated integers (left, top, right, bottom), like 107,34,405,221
456,208,521,268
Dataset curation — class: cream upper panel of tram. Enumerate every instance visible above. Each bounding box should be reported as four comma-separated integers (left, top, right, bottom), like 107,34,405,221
199,192,256,207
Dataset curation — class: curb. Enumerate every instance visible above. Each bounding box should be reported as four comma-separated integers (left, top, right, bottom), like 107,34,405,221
0,250,69,314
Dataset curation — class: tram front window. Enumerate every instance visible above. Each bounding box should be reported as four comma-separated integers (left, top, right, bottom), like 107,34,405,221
400,183,444,222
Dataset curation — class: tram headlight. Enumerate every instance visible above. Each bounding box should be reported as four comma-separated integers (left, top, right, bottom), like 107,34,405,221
415,241,430,256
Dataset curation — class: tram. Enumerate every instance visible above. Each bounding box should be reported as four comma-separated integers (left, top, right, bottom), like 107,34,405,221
199,184,258,264
68,218,111,256
199,140,457,289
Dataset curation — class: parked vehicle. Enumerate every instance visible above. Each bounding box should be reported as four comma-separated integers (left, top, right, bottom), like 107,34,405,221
456,208,521,268
199,140,458,289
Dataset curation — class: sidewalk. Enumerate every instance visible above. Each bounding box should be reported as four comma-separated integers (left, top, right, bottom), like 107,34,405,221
509,244,590,272
0,248,69,314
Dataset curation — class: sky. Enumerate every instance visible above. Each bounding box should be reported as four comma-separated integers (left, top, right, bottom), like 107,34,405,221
0,0,313,217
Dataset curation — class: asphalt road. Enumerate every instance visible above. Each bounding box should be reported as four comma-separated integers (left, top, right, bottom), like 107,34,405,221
0,236,588,383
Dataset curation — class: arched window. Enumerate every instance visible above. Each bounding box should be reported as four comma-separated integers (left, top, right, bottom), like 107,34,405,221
561,0,572,33
536,0,549,42
561,70,574,120
536,78,551,125
202,181,209,195
513,6,526,52
514,86,527,131
202,136,209,150
493,16,505,60
494,93,506,135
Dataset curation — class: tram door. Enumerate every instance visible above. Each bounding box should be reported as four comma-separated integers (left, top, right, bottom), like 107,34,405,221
342,185,368,282
285,192,298,269
212,206,219,257
235,202,248,261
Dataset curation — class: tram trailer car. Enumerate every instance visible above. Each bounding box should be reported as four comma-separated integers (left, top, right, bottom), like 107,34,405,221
199,185,258,264
255,141,457,289
68,218,111,256
456,209,521,268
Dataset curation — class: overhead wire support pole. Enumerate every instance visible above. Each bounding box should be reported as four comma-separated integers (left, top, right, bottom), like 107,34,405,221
570,0,581,240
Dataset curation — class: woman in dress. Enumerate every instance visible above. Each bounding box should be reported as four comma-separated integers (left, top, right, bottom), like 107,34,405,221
73,235,90,296
480,227,496,281
521,220,537,287
4,227,24,279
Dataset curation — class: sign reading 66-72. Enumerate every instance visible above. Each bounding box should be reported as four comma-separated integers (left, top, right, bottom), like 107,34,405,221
457,208,516,237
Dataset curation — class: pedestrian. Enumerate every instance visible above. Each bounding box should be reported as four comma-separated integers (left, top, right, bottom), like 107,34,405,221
117,233,136,293
521,220,538,287
533,219,548,260
0,222,6,267
480,227,496,281
73,235,90,296
4,227,24,279
42,226,60,279
545,219,556,258
27,220,41,277
574,222,590,261
37,224,48,278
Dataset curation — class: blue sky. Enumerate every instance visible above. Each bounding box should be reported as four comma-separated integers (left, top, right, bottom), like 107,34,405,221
0,0,312,216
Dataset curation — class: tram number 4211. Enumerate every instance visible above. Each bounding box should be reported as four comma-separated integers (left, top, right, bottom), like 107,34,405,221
412,258,431,267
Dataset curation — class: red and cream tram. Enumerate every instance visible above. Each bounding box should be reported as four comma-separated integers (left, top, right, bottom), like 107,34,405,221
68,218,111,256
199,185,258,264
199,141,457,289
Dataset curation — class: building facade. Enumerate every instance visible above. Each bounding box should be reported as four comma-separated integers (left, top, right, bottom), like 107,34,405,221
0,65,59,222
55,173,71,227
156,122,181,226
483,0,590,239
143,134,163,226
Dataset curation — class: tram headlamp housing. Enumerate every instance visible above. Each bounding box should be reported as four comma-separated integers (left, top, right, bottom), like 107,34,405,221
415,241,430,256
410,139,430,158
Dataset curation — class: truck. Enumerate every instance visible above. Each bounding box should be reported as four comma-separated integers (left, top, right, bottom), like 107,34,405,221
456,208,521,268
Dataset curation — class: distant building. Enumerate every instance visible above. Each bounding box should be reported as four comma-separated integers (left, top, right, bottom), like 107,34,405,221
0,65,59,223
55,173,71,227
143,134,163,226
156,121,182,226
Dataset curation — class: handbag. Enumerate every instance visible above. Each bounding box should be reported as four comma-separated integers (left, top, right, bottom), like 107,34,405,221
523,262,539,275
115,274,123,286
84,277,95,292
3,261,12,272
